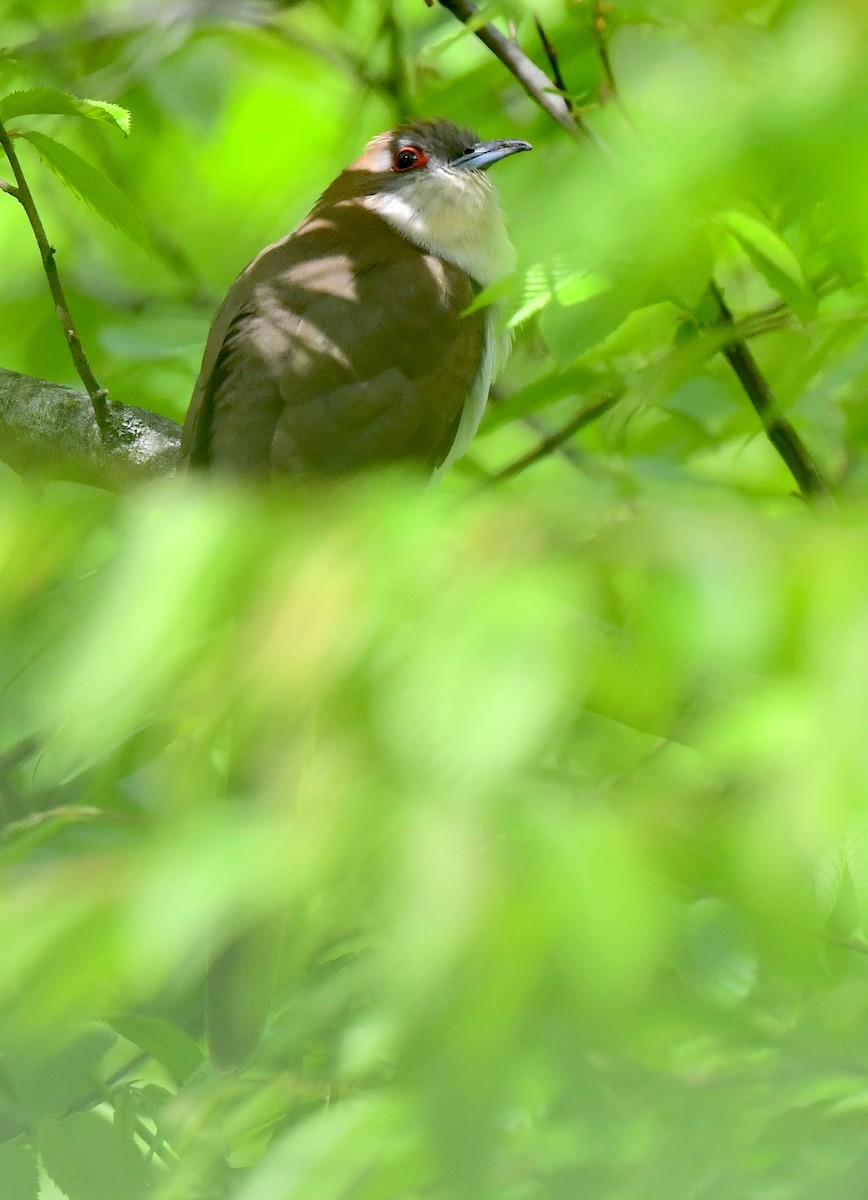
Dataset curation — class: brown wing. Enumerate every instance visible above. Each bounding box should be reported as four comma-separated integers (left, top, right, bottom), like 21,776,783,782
182,203,485,479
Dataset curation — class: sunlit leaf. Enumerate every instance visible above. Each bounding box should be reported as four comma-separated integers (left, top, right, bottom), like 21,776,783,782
18,132,147,247
0,89,130,135
722,209,817,320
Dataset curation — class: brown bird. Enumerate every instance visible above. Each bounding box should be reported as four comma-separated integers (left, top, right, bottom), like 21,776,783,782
182,118,531,480
187,118,530,1072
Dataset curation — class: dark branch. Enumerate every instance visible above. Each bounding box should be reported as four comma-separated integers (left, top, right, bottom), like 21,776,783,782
522,414,589,471
433,0,830,502
707,283,831,500
0,118,111,439
485,395,618,486
433,0,594,143
591,1,618,102
534,15,573,113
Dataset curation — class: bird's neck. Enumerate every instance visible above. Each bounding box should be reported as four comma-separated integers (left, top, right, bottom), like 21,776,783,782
361,171,516,288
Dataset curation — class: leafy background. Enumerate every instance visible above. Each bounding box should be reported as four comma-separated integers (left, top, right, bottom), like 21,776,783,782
3,1,868,1197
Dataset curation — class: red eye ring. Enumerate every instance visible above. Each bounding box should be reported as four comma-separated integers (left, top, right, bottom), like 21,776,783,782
392,145,428,172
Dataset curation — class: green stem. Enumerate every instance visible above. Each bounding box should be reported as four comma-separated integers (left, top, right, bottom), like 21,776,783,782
0,118,110,439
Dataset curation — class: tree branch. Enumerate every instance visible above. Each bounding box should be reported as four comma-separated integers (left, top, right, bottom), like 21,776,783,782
707,282,831,499
522,413,589,472
591,1,617,103
533,15,573,114
432,0,593,143
0,118,111,438
0,367,181,488
433,0,831,501
485,394,618,486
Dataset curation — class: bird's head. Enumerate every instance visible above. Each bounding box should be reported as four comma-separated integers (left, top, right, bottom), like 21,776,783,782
375,117,530,179
318,118,532,286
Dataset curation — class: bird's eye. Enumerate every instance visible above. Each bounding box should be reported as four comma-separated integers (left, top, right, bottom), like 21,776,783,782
393,146,427,172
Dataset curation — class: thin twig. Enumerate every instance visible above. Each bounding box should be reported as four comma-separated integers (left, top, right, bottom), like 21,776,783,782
0,735,40,771
597,737,672,795
591,1,617,102
485,394,618,486
707,282,831,499
0,118,111,439
820,932,868,957
534,15,574,114
63,1053,150,1117
522,413,587,470
433,0,830,501
589,1,636,128
67,1054,179,1168
433,0,593,143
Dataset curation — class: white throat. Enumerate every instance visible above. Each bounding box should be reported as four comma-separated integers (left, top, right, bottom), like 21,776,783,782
364,167,516,287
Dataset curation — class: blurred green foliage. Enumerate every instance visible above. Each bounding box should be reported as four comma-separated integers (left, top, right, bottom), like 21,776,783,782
4,0,868,1197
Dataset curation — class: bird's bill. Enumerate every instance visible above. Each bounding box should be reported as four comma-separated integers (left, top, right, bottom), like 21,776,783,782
450,139,532,172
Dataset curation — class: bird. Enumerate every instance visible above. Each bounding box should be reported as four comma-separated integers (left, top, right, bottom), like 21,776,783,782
185,118,530,1071
182,117,531,481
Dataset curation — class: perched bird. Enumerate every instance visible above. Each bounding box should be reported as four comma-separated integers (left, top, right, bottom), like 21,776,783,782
182,118,531,480
187,118,530,1071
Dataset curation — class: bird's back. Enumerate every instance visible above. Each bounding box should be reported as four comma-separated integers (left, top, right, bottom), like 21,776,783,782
183,201,486,480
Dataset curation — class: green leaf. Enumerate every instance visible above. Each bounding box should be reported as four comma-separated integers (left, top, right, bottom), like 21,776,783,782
3,1028,116,1122
38,1112,154,1200
555,271,612,307
481,363,601,432
108,1013,204,1082
461,275,516,316
505,266,610,331
233,1097,425,1200
0,806,108,868
678,898,757,1009
18,132,148,248
660,377,742,437
0,89,130,135
540,286,636,365
36,1172,68,1200
721,209,816,320
0,1144,38,1200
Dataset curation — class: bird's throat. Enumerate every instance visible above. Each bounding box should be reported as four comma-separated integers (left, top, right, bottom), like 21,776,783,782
364,169,516,288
